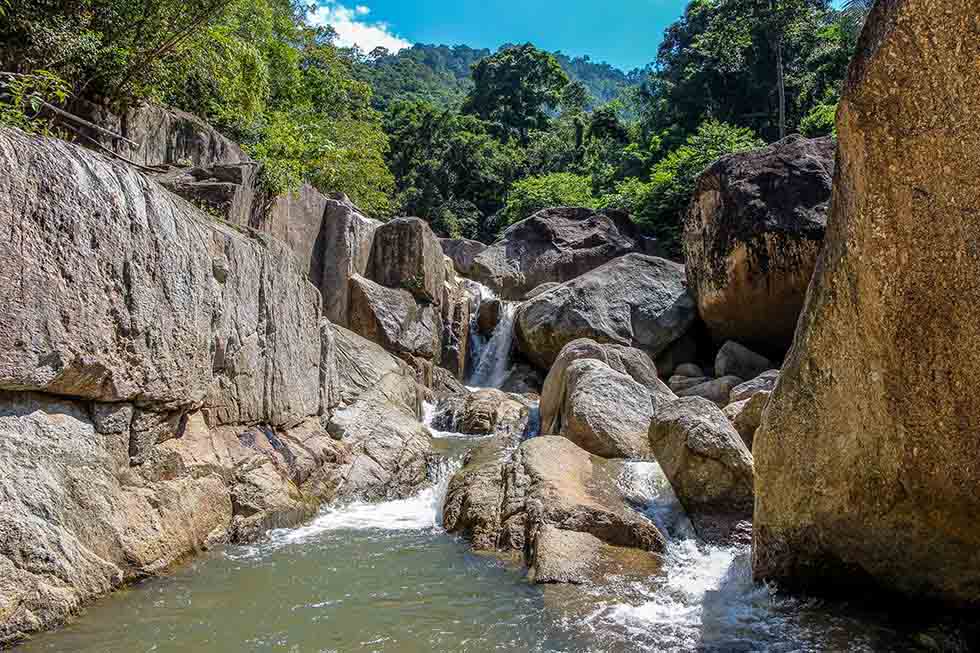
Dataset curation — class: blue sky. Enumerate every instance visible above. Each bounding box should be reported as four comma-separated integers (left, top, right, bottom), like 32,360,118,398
309,0,691,71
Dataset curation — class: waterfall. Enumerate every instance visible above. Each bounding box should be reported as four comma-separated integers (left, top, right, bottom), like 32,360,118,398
467,301,518,388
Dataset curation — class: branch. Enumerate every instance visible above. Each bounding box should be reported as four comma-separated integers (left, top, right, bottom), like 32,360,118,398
40,101,141,148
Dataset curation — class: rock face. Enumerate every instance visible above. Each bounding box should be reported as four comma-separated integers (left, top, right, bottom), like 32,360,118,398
0,128,425,643
515,254,697,369
468,207,652,299
78,101,248,168
367,217,445,305
307,194,381,327
684,135,835,354
348,275,443,362
753,0,980,606
444,436,665,582
649,397,754,543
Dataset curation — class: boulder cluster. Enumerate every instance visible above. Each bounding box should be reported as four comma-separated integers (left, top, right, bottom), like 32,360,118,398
4,0,980,638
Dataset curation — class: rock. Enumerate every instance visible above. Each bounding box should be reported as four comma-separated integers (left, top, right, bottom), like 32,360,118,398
77,101,248,168
347,275,443,362
515,254,697,370
729,370,779,403
431,366,467,396
331,325,413,408
0,128,330,427
477,298,503,335
669,375,710,392
654,332,700,379
0,392,351,646
714,341,772,381
439,257,470,380
309,195,381,327
752,0,980,606
649,397,754,543
154,162,262,226
469,207,652,299
328,372,432,502
555,359,655,459
723,390,769,449
444,435,666,581
367,217,445,304
676,375,744,407
440,238,487,277
499,363,544,396
528,525,661,585
683,134,835,353
675,363,705,378
540,338,676,437
432,389,531,437
524,282,560,300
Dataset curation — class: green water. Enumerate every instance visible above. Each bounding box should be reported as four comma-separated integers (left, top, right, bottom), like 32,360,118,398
16,456,921,653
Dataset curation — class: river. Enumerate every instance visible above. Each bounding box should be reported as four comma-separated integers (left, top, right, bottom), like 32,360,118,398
16,289,922,653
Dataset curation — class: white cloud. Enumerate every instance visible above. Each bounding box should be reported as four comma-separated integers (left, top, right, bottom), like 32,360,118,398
309,1,411,53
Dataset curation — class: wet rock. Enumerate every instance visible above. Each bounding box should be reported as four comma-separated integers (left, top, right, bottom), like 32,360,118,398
367,217,445,305
439,257,470,380
347,274,443,362
469,207,652,300
649,397,754,543
441,238,487,278
753,0,980,606
684,135,834,353
433,388,531,437
499,363,545,396
541,338,675,438
528,525,661,585
714,341,772,382
729,370,779,403
477,298,503,336
675,375,744,407
515,254,697,370
445,435,666,580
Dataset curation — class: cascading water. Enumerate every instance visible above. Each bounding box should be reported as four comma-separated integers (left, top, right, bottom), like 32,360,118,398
467,301,518,388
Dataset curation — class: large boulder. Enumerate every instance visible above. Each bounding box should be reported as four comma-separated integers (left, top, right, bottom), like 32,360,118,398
515,254,697,369
714,341,772,381
648,397,754,543
553,359,655,459
440,237,487,278
330,325,414,408
348,274,443,363
541,339,675,433
684,135,835,354
444,436,665,583
438,257,470,380
753,0,980,606
367,217,445,305
308,194,381,327
468,207,651,299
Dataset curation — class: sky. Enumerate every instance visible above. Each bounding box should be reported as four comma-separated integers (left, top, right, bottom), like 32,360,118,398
308,0,691,72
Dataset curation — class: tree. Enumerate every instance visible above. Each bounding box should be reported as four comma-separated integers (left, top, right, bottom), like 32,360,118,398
502,173,596,226
462,44,569,144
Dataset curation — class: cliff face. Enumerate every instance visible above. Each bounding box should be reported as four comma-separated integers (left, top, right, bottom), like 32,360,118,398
0,128,414,645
